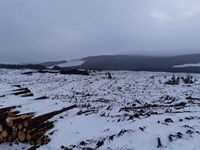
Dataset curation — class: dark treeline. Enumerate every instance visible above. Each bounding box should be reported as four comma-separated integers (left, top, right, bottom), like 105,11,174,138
0,64,46,70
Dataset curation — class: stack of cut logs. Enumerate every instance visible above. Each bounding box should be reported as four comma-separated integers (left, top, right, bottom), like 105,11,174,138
0,104,77,145
12,88,34,97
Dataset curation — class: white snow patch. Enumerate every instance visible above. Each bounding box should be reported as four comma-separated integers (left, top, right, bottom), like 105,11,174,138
58,59,85,67
173,63,200,68
1,69,200,149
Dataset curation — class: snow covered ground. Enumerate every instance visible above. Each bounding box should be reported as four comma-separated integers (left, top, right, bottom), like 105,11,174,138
1,69,200,150
173,63,200,68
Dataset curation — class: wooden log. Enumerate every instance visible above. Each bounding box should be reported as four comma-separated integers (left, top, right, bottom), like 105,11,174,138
0,122,7,132
23,120,29,127
18,130,26,142
13,85,21,88
0,135,3,143
13,89,31,95
12,126,18,132
12,112,35,120
2,130,8,138
23,128,27,132
28,104,77,127
34,96,49,100
42,138,50,145
28,122,54,139
26,133,31,141
0,124,3,132
6,118,13,127
12,130,18,139
21,93,34,97
12,88,29,92
18,123,23,130
0,106,18,114
30,140,36,145
7,134,13,142
186,96,200,101
0,111,20,121
27,121,54,133
0,122,10,132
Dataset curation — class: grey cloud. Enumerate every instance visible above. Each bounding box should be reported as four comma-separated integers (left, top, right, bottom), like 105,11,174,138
0,0,200,63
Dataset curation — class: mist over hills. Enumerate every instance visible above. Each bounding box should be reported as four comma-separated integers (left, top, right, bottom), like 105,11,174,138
1,53,200,73
67,53,200,73
34,53,200,73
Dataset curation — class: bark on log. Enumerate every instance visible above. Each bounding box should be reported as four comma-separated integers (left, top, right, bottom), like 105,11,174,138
21,93,34,97
28,122,54,138
12,88,29,92
35,96,49,100
0,111,20,121
28,104,77,126
13,90,31,95
8,112,35,121
27,121,54,133
0,106,18,114
186,96,200,101
6,112,35,127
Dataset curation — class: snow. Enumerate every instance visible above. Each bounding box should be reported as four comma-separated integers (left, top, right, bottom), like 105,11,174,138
1,69,200,149
56,59,85,67
173,63,200,68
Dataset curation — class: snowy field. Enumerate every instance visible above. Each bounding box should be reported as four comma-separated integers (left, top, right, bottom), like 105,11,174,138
1,69,200,150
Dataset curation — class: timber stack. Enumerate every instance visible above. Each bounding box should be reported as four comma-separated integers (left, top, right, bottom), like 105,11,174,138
0,104,77,145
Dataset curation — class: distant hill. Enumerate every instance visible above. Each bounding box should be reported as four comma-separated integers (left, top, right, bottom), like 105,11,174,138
35,53,200,73
70,54,200,73
0,64,46,70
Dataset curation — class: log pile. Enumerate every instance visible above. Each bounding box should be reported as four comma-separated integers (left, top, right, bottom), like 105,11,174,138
12,87,34,97
0,104,77,145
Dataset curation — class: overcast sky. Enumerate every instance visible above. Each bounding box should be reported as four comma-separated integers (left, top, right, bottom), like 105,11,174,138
1,0,200,63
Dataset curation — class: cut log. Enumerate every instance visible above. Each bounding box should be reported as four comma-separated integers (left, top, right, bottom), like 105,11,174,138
13,85,21,88
8,112,35,122
27,121,54,133
2,130,8,138
28,122,54,138
12,88,29,92
35,96,49,100
186,96,200,101
0,124,3,132
13,89,31,95
18,130,26,142
21,93,34,97
7,134,13,142
30,140,36,145
28,104,77,127
12,130,18,139
0,122,7,132
6,112,35,127
18,123,23,130
23,120,29,127
0,111,20,121
0,135,3,143
6,118,13,127
0,106,18,114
